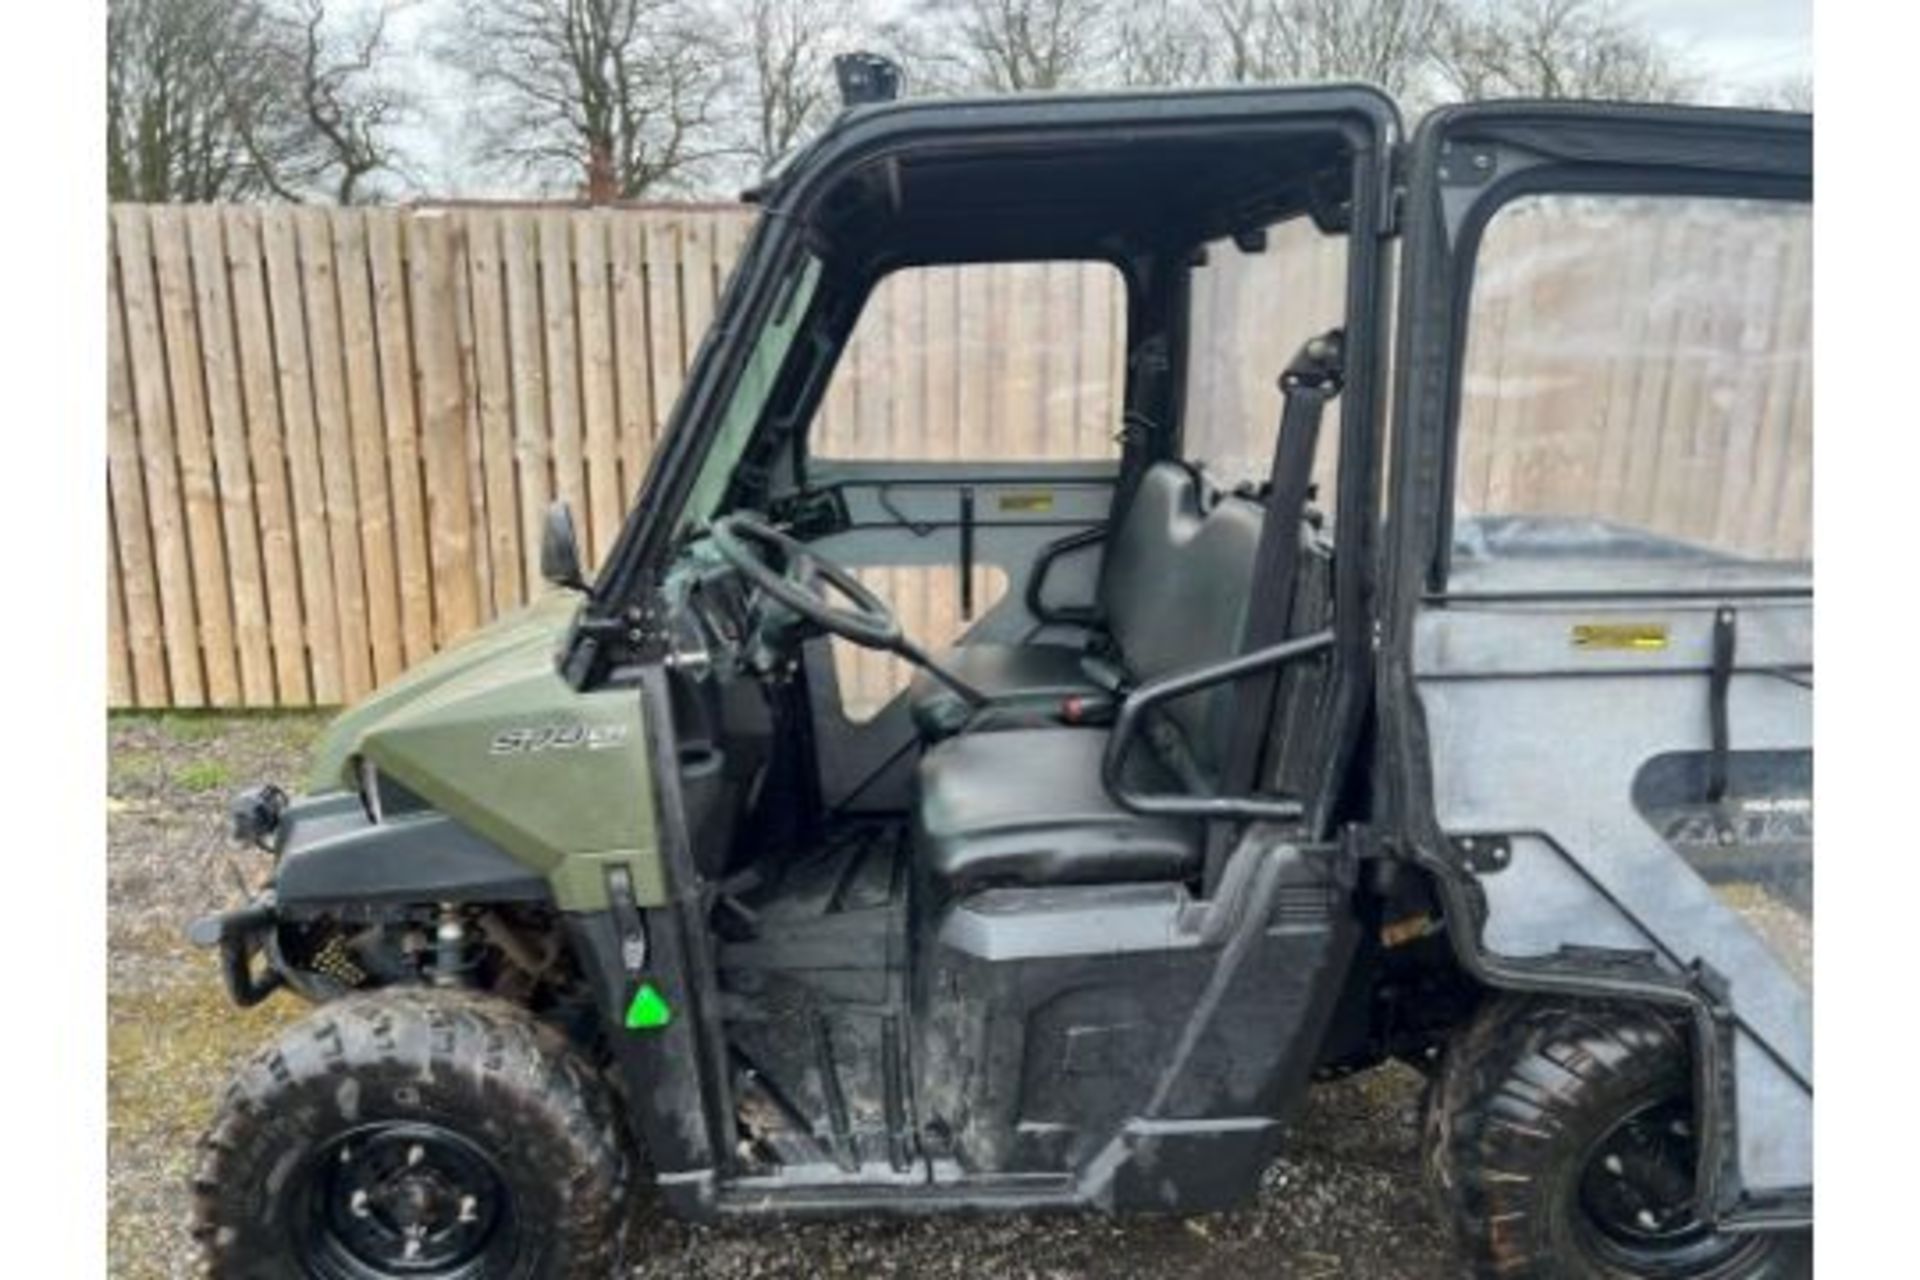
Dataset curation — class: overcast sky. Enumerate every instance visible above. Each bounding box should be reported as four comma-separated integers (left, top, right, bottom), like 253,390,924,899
1623,0,1812,96
384,0,1813,198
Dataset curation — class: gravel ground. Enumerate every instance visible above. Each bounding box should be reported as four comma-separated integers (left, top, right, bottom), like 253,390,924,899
108,712,1457,1278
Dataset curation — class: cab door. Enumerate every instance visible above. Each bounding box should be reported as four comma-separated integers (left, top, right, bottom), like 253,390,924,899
1381,105,1813,1220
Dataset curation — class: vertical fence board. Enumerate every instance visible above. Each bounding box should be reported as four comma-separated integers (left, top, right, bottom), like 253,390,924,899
610,216,654,505
500,214,553,595
538,211,587,559
113,207,205,705
410,214,482,644
1768,228,1815,559
1591,217,1664,523
186,207,275,703
107,261,170,706
713,214,748,300
1708,225,1783,548
150,207,241,704
575,212,623,565
107,498,134,707
331,212,405,685
451,222,496,612
366,211,435,668
644,216,686,443
680,213,717,372
1750,226,1813,558
261,207,343,702
463,212,525,613
225,209,311,704
297,208,375,700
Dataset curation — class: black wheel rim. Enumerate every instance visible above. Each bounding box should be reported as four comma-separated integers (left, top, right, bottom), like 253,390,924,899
1573,1095,1757,1275
305,1123,514,1279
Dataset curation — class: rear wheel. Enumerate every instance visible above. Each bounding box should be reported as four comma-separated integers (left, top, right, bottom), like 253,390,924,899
192,989,628,1279
1425,997,1808,1279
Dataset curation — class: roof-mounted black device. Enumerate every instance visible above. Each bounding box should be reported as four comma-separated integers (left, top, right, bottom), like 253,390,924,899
833,52,903,108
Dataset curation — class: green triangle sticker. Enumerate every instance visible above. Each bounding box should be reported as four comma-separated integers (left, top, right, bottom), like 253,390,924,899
625,981,672,1031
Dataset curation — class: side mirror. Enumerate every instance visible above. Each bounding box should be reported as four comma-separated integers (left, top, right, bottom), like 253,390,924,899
540,502,587,591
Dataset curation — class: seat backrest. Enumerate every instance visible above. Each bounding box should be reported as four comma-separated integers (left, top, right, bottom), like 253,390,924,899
1096,462,1264,783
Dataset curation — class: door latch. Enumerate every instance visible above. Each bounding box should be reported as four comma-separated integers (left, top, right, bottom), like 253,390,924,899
606,865,648,975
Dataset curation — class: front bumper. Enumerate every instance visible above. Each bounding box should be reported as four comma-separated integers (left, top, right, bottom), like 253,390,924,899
186,894,283,1007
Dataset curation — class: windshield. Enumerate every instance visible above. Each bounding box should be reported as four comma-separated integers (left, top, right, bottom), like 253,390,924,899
676,252,823,539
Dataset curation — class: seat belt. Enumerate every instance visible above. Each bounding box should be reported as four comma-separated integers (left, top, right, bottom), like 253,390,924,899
1203,329,1345,891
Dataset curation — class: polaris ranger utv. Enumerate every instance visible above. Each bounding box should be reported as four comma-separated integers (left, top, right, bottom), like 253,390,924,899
189,80,1813,1278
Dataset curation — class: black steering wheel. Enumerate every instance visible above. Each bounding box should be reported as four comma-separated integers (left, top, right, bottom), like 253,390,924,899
709,513,903,651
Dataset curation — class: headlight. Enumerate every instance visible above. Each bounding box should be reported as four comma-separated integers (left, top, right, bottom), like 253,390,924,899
228,784,288,848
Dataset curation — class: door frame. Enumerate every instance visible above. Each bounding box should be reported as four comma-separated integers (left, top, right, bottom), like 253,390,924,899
1376,102,1814,1226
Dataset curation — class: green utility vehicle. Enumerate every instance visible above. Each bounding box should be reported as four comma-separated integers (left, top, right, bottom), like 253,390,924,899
190,73,1813,1278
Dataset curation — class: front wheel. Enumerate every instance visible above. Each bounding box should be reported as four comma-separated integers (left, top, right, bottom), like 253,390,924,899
1425,998,1809,1279
192,989,629,1278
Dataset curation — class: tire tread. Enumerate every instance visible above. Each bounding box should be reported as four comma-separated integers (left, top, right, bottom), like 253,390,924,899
191,989,628,1278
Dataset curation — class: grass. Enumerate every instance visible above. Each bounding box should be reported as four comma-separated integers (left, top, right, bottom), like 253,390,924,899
174,759,231,793
109,749,162,786
109,711,329,1277
106,926,302,1279
153,713,235,745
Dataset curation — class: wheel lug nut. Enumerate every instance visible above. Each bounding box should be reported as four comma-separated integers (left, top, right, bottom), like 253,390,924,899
1636,1209,1660,1230
1603,1154,1624,1176
349,1189,370,1219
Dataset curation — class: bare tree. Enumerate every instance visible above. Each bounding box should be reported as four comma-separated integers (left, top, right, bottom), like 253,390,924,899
1193,0,1444,97
444,0,728,200
1746,73,1812,112
1274,0,1445,97
894,0,1114,93
256,0,416,204
108,0,413,203
719,0,868,174
108,0,279,201
1111,0,1214,87
1430,0,1696,103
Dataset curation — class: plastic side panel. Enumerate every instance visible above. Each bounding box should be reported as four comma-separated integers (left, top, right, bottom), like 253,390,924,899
1412,601,1811,1193
919,846,1356,1212
274,797,549,906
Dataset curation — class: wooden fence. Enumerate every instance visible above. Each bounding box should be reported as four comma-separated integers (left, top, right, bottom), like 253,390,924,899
107,199,1811,711
108,203,753,709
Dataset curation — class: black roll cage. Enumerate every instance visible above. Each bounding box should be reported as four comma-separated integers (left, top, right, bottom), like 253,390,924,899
562,87,1398,726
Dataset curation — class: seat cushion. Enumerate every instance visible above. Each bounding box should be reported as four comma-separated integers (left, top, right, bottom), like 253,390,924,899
908,642,1104,737
914,727,1200,899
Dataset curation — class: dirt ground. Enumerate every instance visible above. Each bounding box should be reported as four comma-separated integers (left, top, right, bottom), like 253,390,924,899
107,712,1457,1278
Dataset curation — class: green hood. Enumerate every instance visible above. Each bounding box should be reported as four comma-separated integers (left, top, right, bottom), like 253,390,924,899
306,591,583,793
298,590,664,912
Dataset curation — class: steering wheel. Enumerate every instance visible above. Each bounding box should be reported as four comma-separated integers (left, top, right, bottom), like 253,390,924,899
709,513,903,651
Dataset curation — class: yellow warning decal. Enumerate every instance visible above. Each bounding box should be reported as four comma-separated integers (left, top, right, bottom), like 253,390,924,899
997,491,1054,513
1572,622,1669,651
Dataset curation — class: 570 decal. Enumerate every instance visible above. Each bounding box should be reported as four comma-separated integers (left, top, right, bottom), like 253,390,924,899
489,722,630,756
